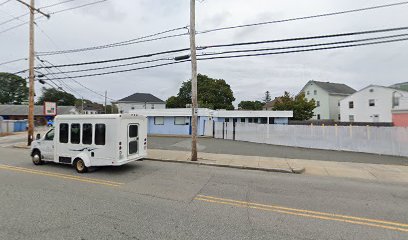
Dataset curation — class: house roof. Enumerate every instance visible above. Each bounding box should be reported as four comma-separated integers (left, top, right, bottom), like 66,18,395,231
303,80,356,95
0,104,78,116
263,97,283,109
116,93,164,103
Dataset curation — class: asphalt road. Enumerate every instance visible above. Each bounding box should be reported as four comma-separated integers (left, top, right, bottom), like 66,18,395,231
0,147,407,240
148,136,408,165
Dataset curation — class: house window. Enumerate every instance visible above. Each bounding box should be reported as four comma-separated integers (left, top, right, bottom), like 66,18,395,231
317,114,321,120
307,91,310,95
338,101,340,107
82,124,92,145
369,99,375,107
316,101,320,107
151,104,154,109
394,97,400,107
338,114,341,120
131,107,135,110
349,101,354,109
95,124,106,145
225,118,230,122
248,118,253,123
369,89,374,93
240,118,245,123
154,117,164,125
70,124,80,144
174,117,186,125
59,123,68,143
349,115,354,122
261,118,267,124
233,118,238,123
314,90,317,95
254,118,259,123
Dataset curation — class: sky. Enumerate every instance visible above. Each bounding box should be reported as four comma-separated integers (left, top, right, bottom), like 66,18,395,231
0,0,407,106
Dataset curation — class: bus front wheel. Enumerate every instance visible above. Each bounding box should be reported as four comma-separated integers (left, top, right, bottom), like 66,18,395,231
74,158,88,173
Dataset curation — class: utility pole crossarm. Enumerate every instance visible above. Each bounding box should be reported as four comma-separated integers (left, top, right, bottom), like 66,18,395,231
15,0,50,18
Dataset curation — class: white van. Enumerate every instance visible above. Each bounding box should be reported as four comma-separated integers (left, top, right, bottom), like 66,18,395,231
30,114,147,173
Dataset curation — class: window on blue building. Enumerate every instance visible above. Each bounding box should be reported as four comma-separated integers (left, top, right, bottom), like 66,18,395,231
154,117,164,125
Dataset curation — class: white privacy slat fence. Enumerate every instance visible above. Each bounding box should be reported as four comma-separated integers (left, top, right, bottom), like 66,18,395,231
204,121,408,157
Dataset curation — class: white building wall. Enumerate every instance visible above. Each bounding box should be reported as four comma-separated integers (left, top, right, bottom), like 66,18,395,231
117,102,166,113
329,95,345,121
340,86,408,123
303,84,330,120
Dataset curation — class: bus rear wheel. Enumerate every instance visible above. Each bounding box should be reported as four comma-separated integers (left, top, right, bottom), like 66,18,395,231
74,158,88,173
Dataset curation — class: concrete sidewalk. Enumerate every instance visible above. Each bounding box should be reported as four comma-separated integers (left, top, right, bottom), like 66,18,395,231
147,149,408,183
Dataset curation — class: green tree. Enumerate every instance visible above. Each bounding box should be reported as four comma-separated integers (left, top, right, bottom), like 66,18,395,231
36,87,77,106
0,72,28,104
272,91,316,120
238,100,263,110
166,74,235,110
166,96,183,108
262,91,271,103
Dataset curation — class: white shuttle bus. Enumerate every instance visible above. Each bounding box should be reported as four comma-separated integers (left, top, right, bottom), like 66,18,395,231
30,114,147,173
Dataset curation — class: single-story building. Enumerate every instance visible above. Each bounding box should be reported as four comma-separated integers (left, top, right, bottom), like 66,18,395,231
0,104,78,126
129,108,293,135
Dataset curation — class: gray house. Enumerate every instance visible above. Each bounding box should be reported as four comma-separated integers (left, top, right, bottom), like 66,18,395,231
301,80,356,120
114,93,165,113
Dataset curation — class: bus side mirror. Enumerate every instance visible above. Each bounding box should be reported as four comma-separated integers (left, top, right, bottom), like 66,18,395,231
36,134,41,140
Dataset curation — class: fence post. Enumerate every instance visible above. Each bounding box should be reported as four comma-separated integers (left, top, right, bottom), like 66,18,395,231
212,120,215,138
349,124,353,138
233,122,236,141
366,125,370,140
222,122,225,139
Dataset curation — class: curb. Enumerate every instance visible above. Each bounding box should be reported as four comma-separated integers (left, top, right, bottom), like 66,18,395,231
145,158,304,174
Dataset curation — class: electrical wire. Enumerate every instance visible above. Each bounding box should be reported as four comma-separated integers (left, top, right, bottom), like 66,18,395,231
35,47,190,68
0,0,11,7
0,57,27,66
199,33,408,57
197,1,408,34
197,36,408,61
35,26,408,69
36,27,189,56
42,35,408,81
0,0,107,34
37,57,117,101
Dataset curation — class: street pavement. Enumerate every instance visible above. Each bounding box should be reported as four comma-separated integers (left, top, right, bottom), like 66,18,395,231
0,147,407,240
148,136,408,165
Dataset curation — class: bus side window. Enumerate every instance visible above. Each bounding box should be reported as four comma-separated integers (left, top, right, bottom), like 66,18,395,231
60,123,68,143
71,124,81,144
82,124,92,145
95,124,106,145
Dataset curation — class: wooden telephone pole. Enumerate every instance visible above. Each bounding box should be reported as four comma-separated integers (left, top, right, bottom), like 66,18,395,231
190,0,198,161
15,0,49,145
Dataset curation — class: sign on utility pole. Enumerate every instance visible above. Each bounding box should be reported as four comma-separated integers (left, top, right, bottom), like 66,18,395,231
190,0,198,161
15,0,50,145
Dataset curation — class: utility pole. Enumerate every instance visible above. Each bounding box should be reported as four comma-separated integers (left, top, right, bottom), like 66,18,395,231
16,0,50,146
104,90,107,114
190,0,198,161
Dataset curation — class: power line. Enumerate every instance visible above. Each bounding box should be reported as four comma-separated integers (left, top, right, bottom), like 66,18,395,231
199,26,408,49
197,1,408,34
197,36,408,61
42,35,408,81
0,0,11,6
35,47,190,68
41,57,173,75
38,57,117,101
48,0,107,15
0,0,107,34
36,26,189,56
35,26,408,69
42,60,189,80
199,33,408,57
0,57,27,66
0,0,77,27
